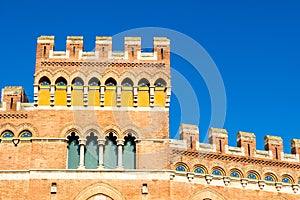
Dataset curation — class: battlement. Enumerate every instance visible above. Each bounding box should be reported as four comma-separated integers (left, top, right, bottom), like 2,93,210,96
173,125,300,163
36,35,170,62
1,86,28,111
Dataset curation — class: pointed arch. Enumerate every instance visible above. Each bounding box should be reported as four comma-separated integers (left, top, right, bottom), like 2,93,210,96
103,124,121,138
16,123,39,137
70,70,88,84
86,70,102,84
102,70,120,84
60,123,83,138
119,71,137,86
151,71,170,86
53,69,70,84
34,69,54,84
73,182,126,200
82,125,104,139
188,187,227,200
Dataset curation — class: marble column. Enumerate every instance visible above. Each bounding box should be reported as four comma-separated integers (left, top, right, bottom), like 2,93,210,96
78,139,86,169
97,139,105,169
117,139,124,169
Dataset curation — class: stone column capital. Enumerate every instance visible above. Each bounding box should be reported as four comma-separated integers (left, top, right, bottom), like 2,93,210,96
117,139,125,146
97,139,106,146
78,139,87,145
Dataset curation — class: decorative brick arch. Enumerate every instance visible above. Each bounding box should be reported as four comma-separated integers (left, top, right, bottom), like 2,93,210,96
103,124,122,138
60,123,84,138
188,187,227,200
82,124,104,139
16,123,39,137
73,182,126,200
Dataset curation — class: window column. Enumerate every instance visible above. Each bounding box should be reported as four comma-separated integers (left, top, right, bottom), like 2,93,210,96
97,139,105,169
78,138,86,169
117,139,124,169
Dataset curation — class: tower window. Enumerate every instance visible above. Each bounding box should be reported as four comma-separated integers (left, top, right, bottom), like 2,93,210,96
161,48,164,59
131,47,134,57
43,46,47,56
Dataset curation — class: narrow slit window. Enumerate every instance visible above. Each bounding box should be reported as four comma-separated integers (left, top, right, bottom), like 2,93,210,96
248,144,251,156
102,47,105,54
275,147,278,159
43,46,47,56
73,46,76,55
10,98,13,109
161,48,164,59
219,140,222,152
131,47,134,57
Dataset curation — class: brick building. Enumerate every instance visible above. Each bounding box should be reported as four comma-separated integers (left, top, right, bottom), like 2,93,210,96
0,36,300,199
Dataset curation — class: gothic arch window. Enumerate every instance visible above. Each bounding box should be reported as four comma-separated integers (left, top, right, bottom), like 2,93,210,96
67,132,80,169
246,170,260,180
105,77,117,87
88,77,100,87
211,167,225,177
104,132,117,169
154,78,166,88
138,78,150,88
123,133,136,169
175,162,189,172
121,78,133,87
84,132,99,169
55,77,67,87
72,77,84,87
39,76,51,87
281,174,294,184
1,130,14,138
193,165,207,174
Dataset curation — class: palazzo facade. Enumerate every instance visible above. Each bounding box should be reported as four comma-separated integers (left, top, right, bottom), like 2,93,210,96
0,36,299,199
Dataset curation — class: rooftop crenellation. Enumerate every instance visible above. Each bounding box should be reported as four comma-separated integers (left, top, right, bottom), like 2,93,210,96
36,35,170,62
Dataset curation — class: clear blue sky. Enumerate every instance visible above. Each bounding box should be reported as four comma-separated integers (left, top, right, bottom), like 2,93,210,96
1,0,300,153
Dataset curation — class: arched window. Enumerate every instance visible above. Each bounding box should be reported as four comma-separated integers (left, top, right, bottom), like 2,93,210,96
123,133,136,169
38,76,51,106
121,78,133,87
67,132,80,169
55,77,67,87
246,170,260,180
264,173,277,182
88,77,100,87
138,78,150,107
193,165,207,174
175,162,188,172
154,78,166,88
229,168,243,178
121,78,134,107
71,77,84,106
104,78,117,106
104,132,117,169
105,77,117,87
84,132,99,169
72,77,84,87
281,175,293,184
211,167,225,176
1,130,14,138
39,76,51,87
55,77,68,106
19,131,32,139
88,77,100,106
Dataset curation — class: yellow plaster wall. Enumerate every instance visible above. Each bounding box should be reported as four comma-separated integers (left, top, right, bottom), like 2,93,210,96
138,88,149,107
54,88,67,106
121,88,133,107
88,88,100,106
38,88,50,106
104,87,116,106
154,89,166,107
71,88,83,106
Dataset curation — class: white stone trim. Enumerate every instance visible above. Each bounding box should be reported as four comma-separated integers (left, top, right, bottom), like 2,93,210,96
49,50,70,59
137,51,157,60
